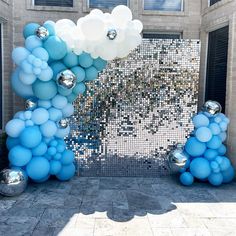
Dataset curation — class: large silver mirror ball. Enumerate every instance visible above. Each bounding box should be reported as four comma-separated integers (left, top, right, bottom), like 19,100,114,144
56,70,77,90
201,100,222,116
0,168,28,197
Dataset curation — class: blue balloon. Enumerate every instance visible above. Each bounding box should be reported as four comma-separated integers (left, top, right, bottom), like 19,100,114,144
185,137,206,157
61,150,74,165
48,146,57,156
23,23,40,39
208,123,221,135
222,166,235,183
43,36,67,60
56,143,66,153
192,114,209,128
5,119,25,138
55,126,70,139
56,163,75,181
40,120,57,137
85,66,98,81
72,82,86,95
71,66,85,82
21,60,34,74
207,135,222,149
210,161,220,172
58,87,73,96
54,153,62,160
180,172,194,186
26,157,50,181
208,173,223,186
219,121,227,132
50,62,67,80
204,149,218,161
24,111,32,120
38,100,51,109
219,156,231,171
33,175,50,183
9,145,32,167
32,80,57,100
31,108,49,125
32,47,49,61
32,142,48,156
19,126,42,148
51,95,67,109
67,93,77,103
25,35,42,51
190,157,211,179
50,160,62,175
63,52,78,68
6,137,20,150
19,70,36,85
38,67,53,81
62,103,74,117
219,132,227,142
93,57,107,71
50,140,58,147
12,47,30,65
217,144,226,155
78,53,93,68
43,21,56,36
195,127,212,142
48,107,63,121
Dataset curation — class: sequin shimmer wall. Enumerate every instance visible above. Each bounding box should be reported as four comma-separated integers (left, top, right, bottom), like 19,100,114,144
66,39,200,177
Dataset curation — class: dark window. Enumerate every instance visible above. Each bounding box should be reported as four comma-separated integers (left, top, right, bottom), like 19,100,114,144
34,0,73,7
144,0,182,11
0,24,2,129
210,0,221,6
143,33,181,39
89,0,128,9
205,26,229,112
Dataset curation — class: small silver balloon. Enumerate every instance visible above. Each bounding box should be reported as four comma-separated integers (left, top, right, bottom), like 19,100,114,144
56,70,76,90
25,98,37,110
0,168,28,197
168,145,189,174
201,100,222,116
35,26,49,40
107,29,117,40
57,119,69,129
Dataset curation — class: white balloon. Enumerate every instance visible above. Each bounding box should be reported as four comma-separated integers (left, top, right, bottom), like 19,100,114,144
133,20,143,33
90,9,104,18
111,5,133,28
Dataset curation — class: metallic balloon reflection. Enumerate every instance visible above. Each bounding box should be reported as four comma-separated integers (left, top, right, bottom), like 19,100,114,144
168,144,189,174
107,29,117,40
0,168,28,197
56,70,76,90
201,100,222,116
35,26,49,40
25,98,37,111
57,119,69,129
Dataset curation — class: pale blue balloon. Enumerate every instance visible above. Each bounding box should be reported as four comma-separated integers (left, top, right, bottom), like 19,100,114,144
19,126,42,148
5,119,25,138
208,123,221,135
62,103,74,117
185,137,206,157
32,47,49,61
25,35,42,51
195,127,212,142
31,108,49,125
23,23,40,39
72,82,86,95
50,160,62,175
40,120,57,138
219,132,227,142
85,66,98,81
38,67,53,81
33,58,42,68
71,66,85,82
19,70,36,85
207,135,222,149
12,47,30,65
25,120,34,127
180,172,194,186
51,95,67,109
48,107,63,121
78,52,93,68
192,114,209,128
190,157,211,179
55,126,70,139
21,60,33,74
219,121,227,132
24,111,32,120
9,145,32,167
33,67,41,75
32,80,57,100
93,57,107,71
32,142,48,156
208,173,223,186
56,163,75,181
63,52,78,68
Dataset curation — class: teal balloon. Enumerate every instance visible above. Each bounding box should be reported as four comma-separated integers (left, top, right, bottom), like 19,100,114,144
32,80,57,100
71,66,85,82
219,157,231,171
26,157,50,181
31,108,49,125
204,149,218,161
38,67,53,81
32,142,48,156
51,95,67,109
60,150,74,165
12,47,30,65
25,35,42,51
93,57,107,71
208,123,221,135
48,107,63,121
207,135,222,149
6,137,20,150
56,163,75,181
5,118,25,138
9,145,32,167
50,160,62,175
185,137,206,157
217,144,226,155
180,172,194,186
63,52,78,68
62,103,74,117
208,173,223,186
43,36,67,60
195,127,212,142
38,99,51,109
58,87,73,96
78,52,93,68
50,62,67,80
23,23,40,39
85,66,98,81
192,114,209,128
19,126,42,148
190,157,211,179
222,166,235,183
40,120,57,137
43,21,55,36
67,93,77,103
72,82,86,95
32,47,49,61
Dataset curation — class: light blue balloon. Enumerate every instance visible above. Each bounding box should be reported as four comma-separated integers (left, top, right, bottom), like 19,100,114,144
33,58,43,68
71,66,85,82
9,145,32,167
185,137,206,157
219,132,227,142
50,62,67,80
190,157,211,179
43,36,67,60
5,119,25,138
25,35,42,51
23,23,40,39
195,127,212,142
32,80,57,100
60,150,74,165
24,111,32,120
217,144,226,155
63,52,78,68
48,107,63,121
215,156,223,165
6,137,20,150
204,149,218,161
40,120,57,137
207,135,222,149
219,121,227,132
26,157,50,181
38,99,51,109
219,156,231,171
12,47,30,65
38,67,53,81
78,52,93,68
32,47,49,61
180,172,194,186
33,67,41,75
19,126,42,148
58,87,73,96
93,57,107,71
19,70,36,85
31,108,49,125
50,160,62,175
62,103,74,117
56,163,75,181
25,120,34,127
208,173,223,186
85,66,98,81
72,82,86,95
55,126,70,139
192,114,209,128
222,166,235,183
21,60,33,74
208,123,221,135
52,95,67,109
32,142,48,156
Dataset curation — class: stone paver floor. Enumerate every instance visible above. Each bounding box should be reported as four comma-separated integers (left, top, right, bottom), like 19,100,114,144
0,176,236,236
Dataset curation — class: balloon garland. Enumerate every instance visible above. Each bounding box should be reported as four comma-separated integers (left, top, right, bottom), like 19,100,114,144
5,5,143,183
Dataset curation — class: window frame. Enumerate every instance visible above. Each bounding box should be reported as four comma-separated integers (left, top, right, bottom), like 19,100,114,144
143,31,182,39
33,0,73,7
143,0,184,12
86,0,129,10
208,0,221,7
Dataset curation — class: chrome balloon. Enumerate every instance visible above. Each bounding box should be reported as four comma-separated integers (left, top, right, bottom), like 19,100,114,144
35,26,49,40
57,119,69,129
168,144,189,174
0,168,28,197
107,29,117,40
25,98,37,110
201,100,222,116
56,70,76,90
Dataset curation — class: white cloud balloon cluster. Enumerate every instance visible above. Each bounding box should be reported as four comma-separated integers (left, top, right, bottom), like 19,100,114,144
55,5,143,61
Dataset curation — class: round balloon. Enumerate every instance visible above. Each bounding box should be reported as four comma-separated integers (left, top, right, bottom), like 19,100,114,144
56,163,75,181
190,157,211,179
19,126,42,148
180,172,194,186
9,145,32,167
185,137,206,157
